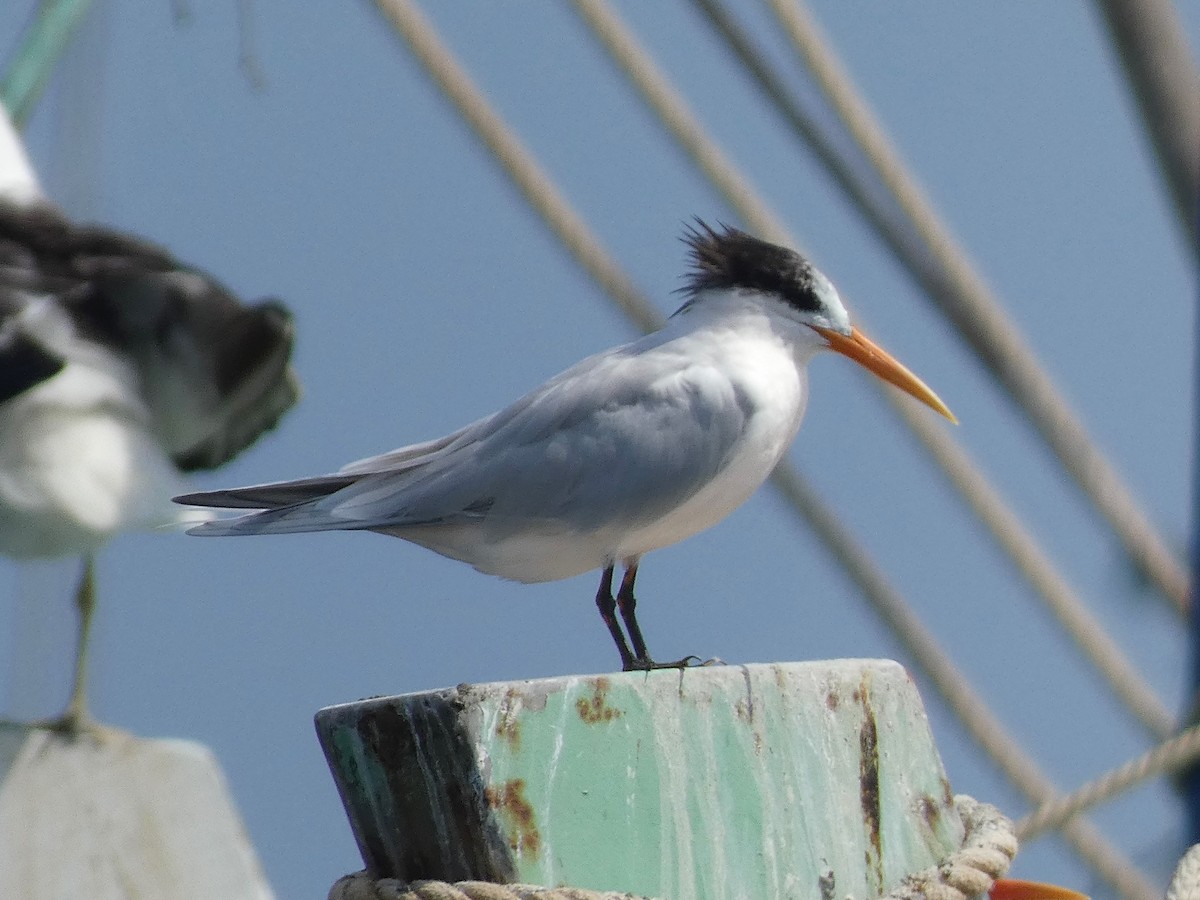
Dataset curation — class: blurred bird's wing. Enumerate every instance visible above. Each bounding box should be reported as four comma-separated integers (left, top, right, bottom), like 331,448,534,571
0,200,300,471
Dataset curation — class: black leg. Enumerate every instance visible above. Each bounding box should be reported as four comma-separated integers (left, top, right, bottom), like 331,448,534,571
616,563,652,663
616,562,698,671
595,565,634,671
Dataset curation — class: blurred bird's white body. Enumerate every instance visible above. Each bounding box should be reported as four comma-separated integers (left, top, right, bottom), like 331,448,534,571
0,301,200,560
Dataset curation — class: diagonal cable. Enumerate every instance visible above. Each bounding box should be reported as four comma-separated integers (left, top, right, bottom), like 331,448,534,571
369,3,1159,898
755,0,1188,615
1092,0,1200,253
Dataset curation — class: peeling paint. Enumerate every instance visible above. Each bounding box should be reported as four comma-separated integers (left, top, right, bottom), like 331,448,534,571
917,794,941,832
739,666,756,725
734,699,752,723
940,775,955,809
818,867,837,900
496,689,522,752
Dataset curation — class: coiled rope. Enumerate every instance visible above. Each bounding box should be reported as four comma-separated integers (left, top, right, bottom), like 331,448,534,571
329,795,1014,900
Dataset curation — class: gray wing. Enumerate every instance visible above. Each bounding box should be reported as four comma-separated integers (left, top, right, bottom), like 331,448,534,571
185,341,754,537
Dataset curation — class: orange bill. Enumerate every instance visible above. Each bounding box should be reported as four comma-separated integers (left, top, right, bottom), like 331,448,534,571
989,879,1090,900
815,325,957,423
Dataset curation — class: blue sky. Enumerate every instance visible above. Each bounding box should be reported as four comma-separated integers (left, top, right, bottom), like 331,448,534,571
1,3,1197,898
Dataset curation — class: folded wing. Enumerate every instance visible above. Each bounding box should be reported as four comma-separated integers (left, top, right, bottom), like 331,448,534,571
180,343,754,542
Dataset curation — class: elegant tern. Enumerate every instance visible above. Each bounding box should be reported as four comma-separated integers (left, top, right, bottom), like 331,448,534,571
177,222,953,670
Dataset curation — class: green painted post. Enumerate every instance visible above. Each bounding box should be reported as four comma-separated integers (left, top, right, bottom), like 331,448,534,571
316,660,964,899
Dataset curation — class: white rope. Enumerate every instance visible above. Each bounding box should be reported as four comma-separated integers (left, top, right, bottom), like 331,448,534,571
330,796,1015,900
1017,723,1200,840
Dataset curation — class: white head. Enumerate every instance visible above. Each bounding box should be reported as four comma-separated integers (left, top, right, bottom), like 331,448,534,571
678,220,955,422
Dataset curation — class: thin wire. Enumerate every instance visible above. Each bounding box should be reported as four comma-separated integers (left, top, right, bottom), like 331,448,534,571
762,0,1189,615
372,3,662,338
688,0,1172,741
1017,723,1200,841
572,0,1173,743
369,3,1159,899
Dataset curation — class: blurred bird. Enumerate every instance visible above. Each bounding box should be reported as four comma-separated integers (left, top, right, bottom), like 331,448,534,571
178,222,952,671
0,113,300,730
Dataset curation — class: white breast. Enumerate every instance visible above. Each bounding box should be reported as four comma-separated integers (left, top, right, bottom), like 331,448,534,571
612,330,808,560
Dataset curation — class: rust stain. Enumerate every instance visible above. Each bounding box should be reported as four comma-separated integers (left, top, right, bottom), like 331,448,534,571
484,778,541,855
495,688,522,752
858,673,883,895
576,678,622,724
772,665,789,692
825,688,840,711
917,794,941,831
941,775,955,809
734,698,753,723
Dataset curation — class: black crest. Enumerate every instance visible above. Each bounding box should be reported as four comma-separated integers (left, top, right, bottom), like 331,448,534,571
681,219,821,313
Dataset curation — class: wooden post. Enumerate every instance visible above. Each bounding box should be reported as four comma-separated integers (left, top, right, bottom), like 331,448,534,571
0,723,275,899
316,660,964,899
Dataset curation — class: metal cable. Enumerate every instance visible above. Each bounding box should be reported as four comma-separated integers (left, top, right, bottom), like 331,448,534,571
763,0,1189,615
370,3,1160,898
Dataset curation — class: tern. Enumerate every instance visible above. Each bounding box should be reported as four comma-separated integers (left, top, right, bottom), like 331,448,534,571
0,148,299,728
177,222,953,670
